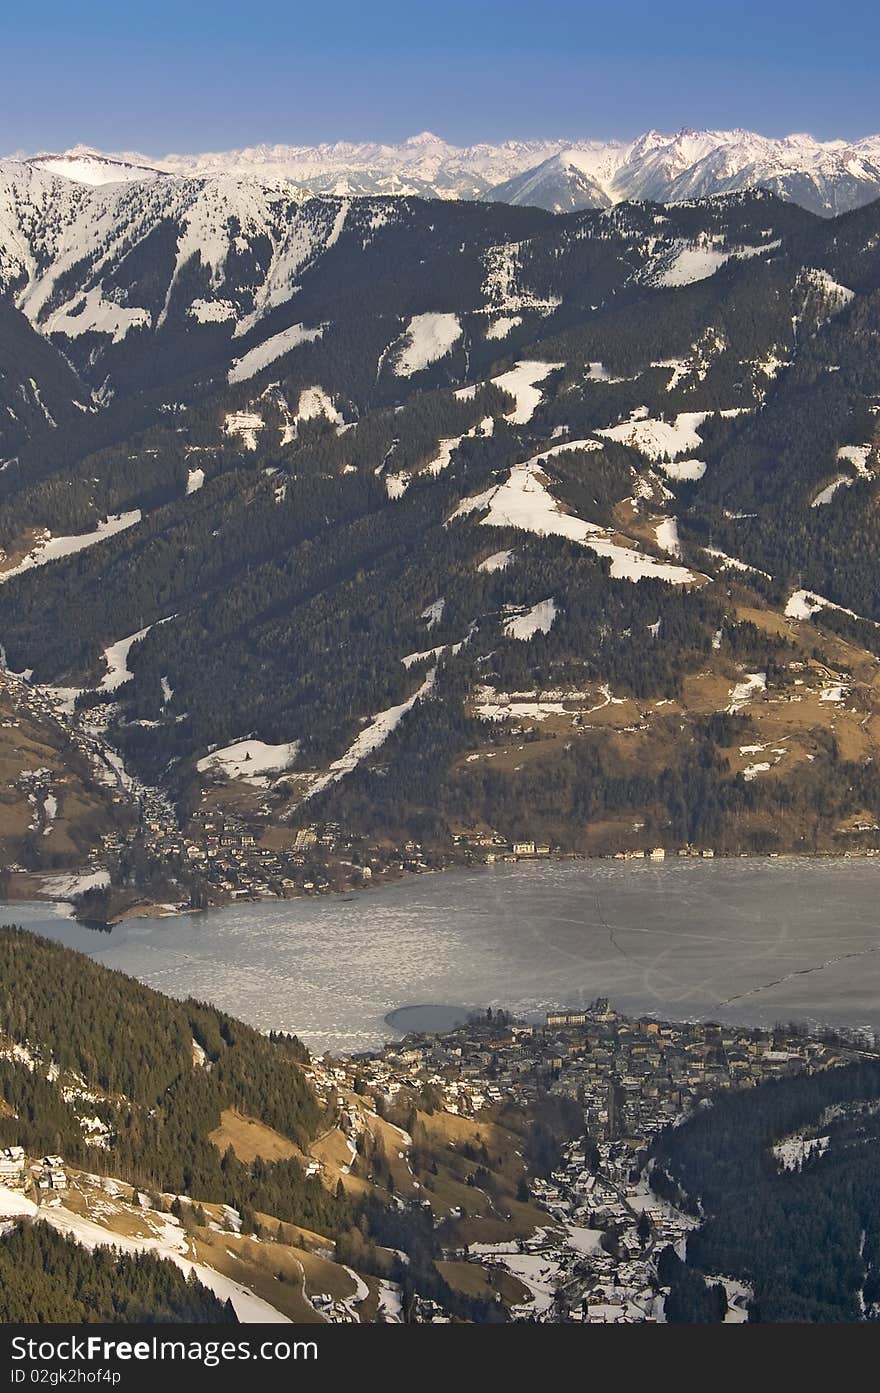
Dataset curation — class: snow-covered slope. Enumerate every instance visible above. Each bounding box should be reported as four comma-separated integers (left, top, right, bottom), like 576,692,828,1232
27,145,167,186
18,128,880,216
24,133,566,202
490,129,880,216
0,163,355,346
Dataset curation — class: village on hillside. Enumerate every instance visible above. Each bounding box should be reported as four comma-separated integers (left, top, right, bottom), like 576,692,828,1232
2,995,872,1323
314,1000,874,1322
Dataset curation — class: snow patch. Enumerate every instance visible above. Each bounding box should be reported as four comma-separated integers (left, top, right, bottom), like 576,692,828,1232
654,242,732,287
392,313,461,376
742,761,771,781
224,411,263,450
485,315,522,340
489,361,563,425
300,670,436,802
40,869,110,899
197,738,300,783
450,451,698,585
661,458,706,481
188,298,236,323
504,598,557,640
597,411,708,464
296,385,342,426
728,672,766,712
837,444,871,475
654,517,681,558
478,549,513,573
773,1134,830,1170
228,323,324,384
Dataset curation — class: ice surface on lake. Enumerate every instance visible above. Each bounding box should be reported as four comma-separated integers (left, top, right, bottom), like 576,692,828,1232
12,858,880,1054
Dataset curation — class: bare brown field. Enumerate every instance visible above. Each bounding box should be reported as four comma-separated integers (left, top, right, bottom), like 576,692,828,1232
436,1258,532,1307
448,1197,554,1247
209,1107,303,1165
192,1231,324,1322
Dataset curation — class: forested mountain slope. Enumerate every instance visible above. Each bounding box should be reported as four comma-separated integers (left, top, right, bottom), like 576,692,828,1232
654,1060,880,1321
0,927,570,1321
2,179,880,877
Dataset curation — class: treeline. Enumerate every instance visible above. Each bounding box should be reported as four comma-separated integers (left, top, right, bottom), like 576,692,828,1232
0,1222,234,1324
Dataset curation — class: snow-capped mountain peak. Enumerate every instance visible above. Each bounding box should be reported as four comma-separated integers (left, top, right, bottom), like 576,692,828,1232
404,130,449,147
12,128,880,217
27,145,167,186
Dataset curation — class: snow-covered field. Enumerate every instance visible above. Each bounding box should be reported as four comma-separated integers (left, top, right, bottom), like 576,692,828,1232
0,511,141,583
223,410,264,450
585,538,697,584
295,385,342,426
450,454,697,585
652,238,780,289
837,443,872,474
478,548,513,573
300,669,436,802
42,287,150,342
654,243,732,287
452,457,600,540
197,738,301,783
0,1185,290,1323
188,298,236,323
772,1133,830,1170
661,457,706,481
504,598,557,640
783,588,875,626
485,315,521,340
392,313,461,375
489,361,564,424
95,615,174,694
39,869,111,899
811,474,852,507
654,517,681,557
99,626,151,693
597,411,708,462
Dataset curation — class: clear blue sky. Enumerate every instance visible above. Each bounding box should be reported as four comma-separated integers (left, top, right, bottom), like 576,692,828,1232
3,0,879,154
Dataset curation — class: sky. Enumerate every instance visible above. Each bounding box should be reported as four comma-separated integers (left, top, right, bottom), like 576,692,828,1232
2,0,879,155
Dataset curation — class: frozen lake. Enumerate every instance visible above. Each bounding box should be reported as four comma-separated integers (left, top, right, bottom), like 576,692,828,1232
6,857,880,1053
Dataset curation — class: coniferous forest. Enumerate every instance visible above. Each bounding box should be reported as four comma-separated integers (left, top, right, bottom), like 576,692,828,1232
0,1224,234,1324
653,1061,880,1321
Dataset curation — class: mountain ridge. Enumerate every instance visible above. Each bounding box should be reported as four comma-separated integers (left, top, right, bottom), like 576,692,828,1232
2,179,880,899
16,128,880,215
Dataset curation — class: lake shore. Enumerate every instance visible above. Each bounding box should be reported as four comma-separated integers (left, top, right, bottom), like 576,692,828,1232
9,843,880,927
4,856,880,1055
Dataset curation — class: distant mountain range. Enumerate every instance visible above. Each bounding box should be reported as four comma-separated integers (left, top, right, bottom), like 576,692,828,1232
17,128,880,216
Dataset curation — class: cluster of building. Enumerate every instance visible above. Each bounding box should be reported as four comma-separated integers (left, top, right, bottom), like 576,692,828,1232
165,814,445,900
0,1147,68,1194
449,828,721,864
345,1000,870,1322
363,1002,854,1126
0,1146,26,1189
